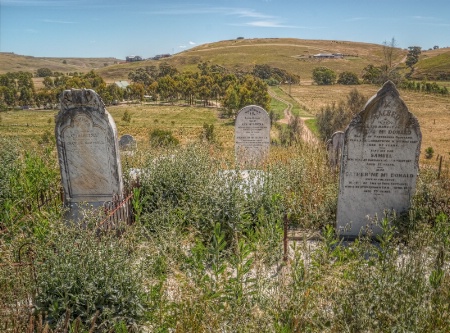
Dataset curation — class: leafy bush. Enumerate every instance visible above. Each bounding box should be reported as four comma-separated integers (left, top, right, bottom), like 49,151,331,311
199,123,216,143
122,110,132,123
149,128,179,147
36,67,53,77
337,71,360,85
312,66,336,85
316,89,366,141
34,222,148,331
425,146,434,159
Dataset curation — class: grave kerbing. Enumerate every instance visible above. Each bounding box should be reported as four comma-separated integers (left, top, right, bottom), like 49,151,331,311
55,89,123,222
336,81,421,237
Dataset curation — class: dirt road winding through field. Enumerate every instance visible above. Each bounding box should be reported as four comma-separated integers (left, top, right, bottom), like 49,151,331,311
269,88,319,145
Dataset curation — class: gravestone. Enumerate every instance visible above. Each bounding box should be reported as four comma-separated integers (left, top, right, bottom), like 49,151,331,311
55,89,123,221
119,134,137,151
326,131,344,170
336,81,421,237
235,105,271,167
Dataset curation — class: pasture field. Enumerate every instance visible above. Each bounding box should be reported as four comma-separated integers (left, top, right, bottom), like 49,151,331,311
0,104,233,149
284,83,450,162
1,81,448,164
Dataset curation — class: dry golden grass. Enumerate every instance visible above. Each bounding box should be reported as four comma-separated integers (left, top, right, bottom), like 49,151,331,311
96,38,407,82
286,83,450,162
0,52,122,75
0,103,235,153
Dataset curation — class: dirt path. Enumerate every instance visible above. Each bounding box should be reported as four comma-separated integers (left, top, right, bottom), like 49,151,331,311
269,88,320,145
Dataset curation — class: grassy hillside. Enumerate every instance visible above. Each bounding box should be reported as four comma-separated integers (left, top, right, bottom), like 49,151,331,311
3,38,449,83
414,48,450,80
96,38,407,82
0,52,122,75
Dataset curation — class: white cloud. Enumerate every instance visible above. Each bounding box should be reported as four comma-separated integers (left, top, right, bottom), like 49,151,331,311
189,41,196,45
344,17,369,22
2,0,79,6
179,45,186,48
232,20,302,28
412,16,438,21
42,19,76,24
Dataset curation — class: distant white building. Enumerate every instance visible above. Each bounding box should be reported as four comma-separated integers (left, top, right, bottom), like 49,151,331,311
126,55,143,62
115,80,130,89
313,53,344,59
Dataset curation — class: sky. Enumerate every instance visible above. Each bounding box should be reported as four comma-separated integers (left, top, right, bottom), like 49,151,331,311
1,0,449,59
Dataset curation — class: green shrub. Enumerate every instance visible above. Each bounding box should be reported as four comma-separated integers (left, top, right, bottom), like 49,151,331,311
312,66,336,85
316,89,366,141
122,110,132,123
425,146,434,159
149,128,179,147
34,222,148,331
337,71,360,85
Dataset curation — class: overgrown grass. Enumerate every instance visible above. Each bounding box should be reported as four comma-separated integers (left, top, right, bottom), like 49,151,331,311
1,137,450,332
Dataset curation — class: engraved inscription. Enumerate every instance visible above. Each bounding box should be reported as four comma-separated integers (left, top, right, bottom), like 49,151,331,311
62,114,113,197
235,105,270,166
336,81,421,237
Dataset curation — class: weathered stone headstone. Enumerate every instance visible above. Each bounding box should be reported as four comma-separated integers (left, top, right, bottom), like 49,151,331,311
55,89,123,221
235,105,270,167
326,131,344,170
119,134,137,151
336,81,421,237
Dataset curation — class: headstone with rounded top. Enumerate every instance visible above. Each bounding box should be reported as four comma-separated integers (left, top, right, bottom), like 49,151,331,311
119,134,137,151
55,89,123,222
235,105,271,168
327,131,344,170
336,81,421,237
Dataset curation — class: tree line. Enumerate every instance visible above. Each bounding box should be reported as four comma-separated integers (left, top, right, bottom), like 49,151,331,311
310,44,448,96
0,62,280,117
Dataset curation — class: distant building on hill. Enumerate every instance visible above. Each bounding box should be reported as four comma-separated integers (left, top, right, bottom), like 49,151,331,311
126,55,143,62
152,54,171,60
313,53,344,59
114,81,130,89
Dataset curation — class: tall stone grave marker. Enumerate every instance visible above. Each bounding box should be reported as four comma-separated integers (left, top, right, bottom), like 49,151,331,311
336,81,421,237
326,131,344,170
55,89,123,221
235,105,270,167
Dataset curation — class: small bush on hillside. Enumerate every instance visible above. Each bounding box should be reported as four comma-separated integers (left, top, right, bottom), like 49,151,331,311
149,128,179,147
312,66,336,85
425,147,434,159
337,71,360,85
122,110,132,123
199,123,216,143
36,68,53,77
316,89,366,141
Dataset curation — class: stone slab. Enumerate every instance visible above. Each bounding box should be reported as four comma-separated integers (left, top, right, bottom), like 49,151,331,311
55,89,123,221
119,134,137,151
327,131,344,170
336,81,421,237
235,105,270,167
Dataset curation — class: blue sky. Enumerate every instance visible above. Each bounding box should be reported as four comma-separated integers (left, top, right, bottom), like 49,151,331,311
1,0,449,59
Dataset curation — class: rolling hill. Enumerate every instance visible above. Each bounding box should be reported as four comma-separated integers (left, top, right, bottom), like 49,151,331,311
96,38,407,83
0,52,122,75
1,38,449,83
